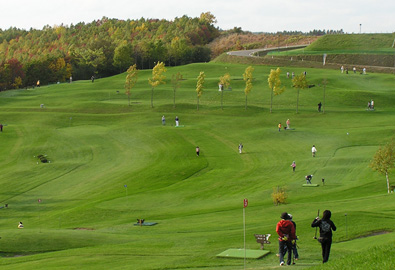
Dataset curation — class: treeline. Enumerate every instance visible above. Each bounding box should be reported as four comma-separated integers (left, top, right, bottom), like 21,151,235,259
275,29,345,36
0,12,219,91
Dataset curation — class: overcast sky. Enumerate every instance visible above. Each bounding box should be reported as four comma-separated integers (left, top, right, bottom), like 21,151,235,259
1,0,394,33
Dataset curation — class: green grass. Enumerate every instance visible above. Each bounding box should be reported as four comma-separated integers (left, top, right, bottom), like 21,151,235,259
0,62,394,269
269,33,395,56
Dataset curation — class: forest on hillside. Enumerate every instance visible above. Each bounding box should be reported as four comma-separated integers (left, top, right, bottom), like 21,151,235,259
0,11,339,91
0,12,218,90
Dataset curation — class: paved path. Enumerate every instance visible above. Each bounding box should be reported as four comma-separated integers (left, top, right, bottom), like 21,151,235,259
227,44,309,57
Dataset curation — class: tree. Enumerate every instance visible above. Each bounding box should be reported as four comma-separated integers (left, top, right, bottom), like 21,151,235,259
148,61,166,108
370,139,395,194
114,42,134,73
125,64,138,106
219,73,230,110
171,72,183,108
292,73,308,114
243,66,254,110
321,78,328,113
196,71,205,110
268,68,285,113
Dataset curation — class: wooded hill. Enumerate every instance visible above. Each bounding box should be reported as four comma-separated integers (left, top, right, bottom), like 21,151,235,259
0,13,219,90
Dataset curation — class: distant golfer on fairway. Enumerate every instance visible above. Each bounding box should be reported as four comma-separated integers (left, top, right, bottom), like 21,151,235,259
290,161,296,172
238,143,243,154
311,145,317,157
175,116,179,127
311,210,337,263
196,146,200,156
305,175,313,184
18,222,24,229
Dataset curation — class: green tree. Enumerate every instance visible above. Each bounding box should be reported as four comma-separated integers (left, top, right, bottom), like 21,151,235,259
125,64,138,106
219,73,230,110
171,72,183,108
148,61,166,108
196,71,205,110
113,42,134,73
292,73,308,113
268,68,285,113
370,139,395,194
243,66,254,110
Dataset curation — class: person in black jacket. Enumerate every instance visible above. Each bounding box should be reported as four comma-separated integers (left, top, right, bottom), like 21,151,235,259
311,210,337,263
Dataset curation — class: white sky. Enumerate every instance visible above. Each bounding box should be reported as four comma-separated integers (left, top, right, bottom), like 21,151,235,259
0,0,394,33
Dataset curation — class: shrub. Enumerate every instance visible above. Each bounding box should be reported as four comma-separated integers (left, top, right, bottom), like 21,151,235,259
272,186,288,205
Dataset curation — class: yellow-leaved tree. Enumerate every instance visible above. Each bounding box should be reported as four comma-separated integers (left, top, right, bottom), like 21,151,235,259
292,73,308,114
268,68,285,113
148,62,166,108
370,139,395,194
125,64,138,106
243,66,254,110
196,71,205,111
219,73,230,110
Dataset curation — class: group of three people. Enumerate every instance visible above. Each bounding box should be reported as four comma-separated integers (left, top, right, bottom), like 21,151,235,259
276,210,336,266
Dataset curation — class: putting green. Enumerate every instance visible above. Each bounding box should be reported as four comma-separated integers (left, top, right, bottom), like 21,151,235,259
216,249,270,259
302,184,319,187
133,222,158,226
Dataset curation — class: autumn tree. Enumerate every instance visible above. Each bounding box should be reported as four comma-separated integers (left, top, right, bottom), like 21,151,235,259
292,73,308,114
268,68,285,113
219,73,230,110
171,72,183,108
148,61,166,108
125,64,138,106
243,66,254,110
370,139,395,194
196,71,205,110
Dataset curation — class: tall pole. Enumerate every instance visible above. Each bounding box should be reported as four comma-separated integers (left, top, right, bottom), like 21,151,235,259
243,198,248,270
243,207,246,270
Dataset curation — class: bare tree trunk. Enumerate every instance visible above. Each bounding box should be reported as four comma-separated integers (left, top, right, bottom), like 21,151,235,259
221,90,223,110
197,96,199,111
245,95,247,110
270,89,273,113
151,87,154,108
296,88,300,114
386,172,390,194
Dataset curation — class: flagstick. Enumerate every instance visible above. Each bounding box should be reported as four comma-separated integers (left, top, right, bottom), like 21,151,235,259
243,206,246,270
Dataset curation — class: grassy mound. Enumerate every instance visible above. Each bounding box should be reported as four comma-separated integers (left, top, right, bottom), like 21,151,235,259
305,33,395,53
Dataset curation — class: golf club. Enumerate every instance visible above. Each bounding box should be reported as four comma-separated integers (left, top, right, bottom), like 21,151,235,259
313,209,320,239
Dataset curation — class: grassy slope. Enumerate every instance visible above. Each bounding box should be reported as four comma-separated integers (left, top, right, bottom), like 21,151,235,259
269,33,395,56
0,63,394,269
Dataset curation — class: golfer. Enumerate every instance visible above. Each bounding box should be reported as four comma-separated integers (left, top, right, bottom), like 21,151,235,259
312,145,317,157
311,210,337,263
175,116,179,127
238,143,243,154
291,161,296,172
276,212,296,266
196,146,200,156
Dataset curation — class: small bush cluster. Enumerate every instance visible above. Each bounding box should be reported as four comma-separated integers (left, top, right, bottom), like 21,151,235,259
272,186,288,205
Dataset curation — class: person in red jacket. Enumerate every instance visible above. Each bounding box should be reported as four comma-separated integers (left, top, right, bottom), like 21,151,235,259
276,212,296,266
